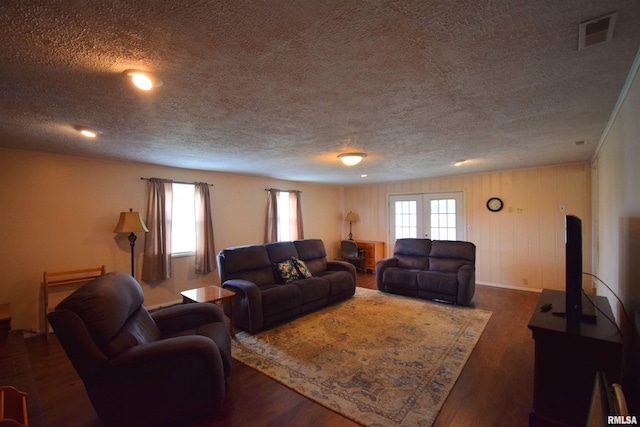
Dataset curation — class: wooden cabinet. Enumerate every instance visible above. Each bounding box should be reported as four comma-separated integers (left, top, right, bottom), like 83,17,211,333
528,289,623,427
354,240,385,273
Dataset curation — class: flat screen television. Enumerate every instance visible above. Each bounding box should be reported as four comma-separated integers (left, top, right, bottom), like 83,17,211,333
558,214,598,324
565,214,583,324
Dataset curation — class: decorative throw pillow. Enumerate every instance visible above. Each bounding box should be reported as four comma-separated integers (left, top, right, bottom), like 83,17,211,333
276,259,300,283
292,257,312,278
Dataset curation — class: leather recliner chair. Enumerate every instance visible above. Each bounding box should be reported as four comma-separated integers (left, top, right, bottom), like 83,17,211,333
47,271,231,427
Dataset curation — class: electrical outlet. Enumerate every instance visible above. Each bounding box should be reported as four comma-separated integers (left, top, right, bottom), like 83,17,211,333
516,208,524,213
523,278,529,285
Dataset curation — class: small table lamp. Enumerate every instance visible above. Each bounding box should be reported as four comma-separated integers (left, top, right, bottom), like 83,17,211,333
114,209,149,276
345,211,358,240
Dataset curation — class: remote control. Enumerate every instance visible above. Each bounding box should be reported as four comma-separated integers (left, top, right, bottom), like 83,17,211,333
540,303,552,312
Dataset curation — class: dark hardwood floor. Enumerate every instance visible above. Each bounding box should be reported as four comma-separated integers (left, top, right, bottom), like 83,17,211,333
25,273,540,426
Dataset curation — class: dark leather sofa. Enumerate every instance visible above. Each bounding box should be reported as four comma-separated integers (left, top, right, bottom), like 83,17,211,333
376,238,476,306
217,238,356,333
47,271,231,427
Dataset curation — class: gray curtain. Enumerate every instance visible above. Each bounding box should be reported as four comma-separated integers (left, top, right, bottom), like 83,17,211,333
265,189,303,242
195,182,216,274
142,178,172,281
290,190,304,240
265,189,279,243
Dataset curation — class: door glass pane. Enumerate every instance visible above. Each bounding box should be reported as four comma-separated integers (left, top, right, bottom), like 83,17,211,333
395,200,417,238
430,198,456,241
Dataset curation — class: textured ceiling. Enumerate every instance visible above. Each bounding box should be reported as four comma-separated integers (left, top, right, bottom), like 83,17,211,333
1,1,639,184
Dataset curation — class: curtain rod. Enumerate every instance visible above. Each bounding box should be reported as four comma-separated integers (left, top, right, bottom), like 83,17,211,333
141,177,213,186
265,188,302,193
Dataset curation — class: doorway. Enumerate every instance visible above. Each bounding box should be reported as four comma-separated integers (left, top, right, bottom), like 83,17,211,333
389,192,466,244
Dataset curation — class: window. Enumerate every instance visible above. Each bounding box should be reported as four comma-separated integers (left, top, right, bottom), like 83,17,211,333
266,189,303,243
171,183,196,255
277,191,291,242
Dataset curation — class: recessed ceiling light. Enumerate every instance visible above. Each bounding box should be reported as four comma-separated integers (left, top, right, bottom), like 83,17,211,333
453,160,466,166
338,153,367,166
74,126,99,138
123,69,163,91
361,174,368,178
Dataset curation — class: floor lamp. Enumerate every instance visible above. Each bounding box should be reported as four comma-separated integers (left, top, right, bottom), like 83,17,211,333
345,211,357,240
114,209,149,277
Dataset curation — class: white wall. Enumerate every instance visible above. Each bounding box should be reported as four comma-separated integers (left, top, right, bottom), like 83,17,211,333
0,149,343,331
593,48,640,411
594,51,640,323
344,163,592,292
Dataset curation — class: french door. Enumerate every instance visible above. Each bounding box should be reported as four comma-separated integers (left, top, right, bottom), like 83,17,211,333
389,192,465,244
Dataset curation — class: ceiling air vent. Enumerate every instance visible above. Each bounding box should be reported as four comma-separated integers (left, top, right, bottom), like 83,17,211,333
578,12,617,50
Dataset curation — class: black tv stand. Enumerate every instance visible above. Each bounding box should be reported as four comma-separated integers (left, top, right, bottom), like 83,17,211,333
550,310,598,324
528,289,622,426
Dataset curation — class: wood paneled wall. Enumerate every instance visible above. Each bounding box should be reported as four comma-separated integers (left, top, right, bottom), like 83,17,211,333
344,163,592,292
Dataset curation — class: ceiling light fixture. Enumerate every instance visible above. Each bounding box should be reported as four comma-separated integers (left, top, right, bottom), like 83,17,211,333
338,153,367,166
74,126,98,138
454,160,466,166
123,69,163,91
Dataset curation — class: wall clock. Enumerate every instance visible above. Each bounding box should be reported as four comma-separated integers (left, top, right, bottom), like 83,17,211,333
487,197,504,212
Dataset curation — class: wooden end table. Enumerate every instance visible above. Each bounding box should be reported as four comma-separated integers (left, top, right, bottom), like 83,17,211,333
181,286,236,337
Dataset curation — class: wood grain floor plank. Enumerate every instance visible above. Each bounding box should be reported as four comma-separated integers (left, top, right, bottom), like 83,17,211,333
26,273,539,426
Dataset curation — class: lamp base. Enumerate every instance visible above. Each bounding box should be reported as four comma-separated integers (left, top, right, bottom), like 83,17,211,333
128,232,137,276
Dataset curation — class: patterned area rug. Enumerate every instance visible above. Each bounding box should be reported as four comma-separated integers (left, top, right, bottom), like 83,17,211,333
232,287,492,427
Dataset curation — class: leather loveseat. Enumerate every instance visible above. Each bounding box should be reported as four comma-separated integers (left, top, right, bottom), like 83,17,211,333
376,238,476,306
47,271,231,427
217,238,356,333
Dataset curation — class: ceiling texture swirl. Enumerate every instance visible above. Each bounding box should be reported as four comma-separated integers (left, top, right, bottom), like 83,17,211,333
1,1,639,184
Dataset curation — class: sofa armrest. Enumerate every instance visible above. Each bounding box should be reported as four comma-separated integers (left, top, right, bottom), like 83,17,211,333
375,257,398,291
94,335,226,426
326,260,356,282
221,279,263,333
456,264,475,306
151,303,226,336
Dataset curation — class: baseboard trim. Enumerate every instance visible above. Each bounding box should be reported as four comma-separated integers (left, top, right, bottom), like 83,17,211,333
476,281,542,293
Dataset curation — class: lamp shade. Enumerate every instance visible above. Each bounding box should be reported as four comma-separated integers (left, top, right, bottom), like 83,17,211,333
345,211,357,222
113,209,149,233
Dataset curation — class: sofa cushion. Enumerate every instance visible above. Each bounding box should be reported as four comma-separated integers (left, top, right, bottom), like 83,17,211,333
381,267,419,291
293,239,328,274
261,284,302,318
429,241,475,273
394,239,431,270
291,277,330,304
218,245,275,286
103,308,161,358
265,242,299,264
314,270,354,299
417,271,458,296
